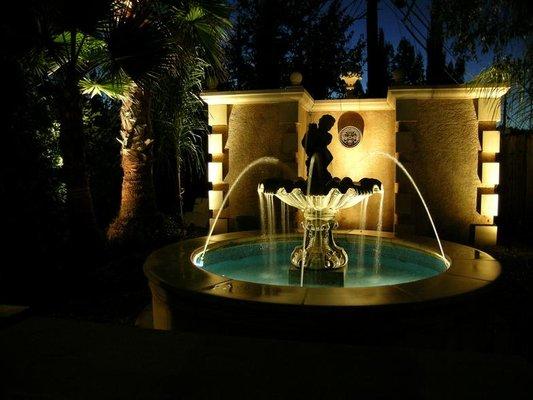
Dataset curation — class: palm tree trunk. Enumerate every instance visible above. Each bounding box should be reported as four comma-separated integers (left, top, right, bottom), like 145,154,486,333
57,78,100,247
108,85,157,241
177,161,184,222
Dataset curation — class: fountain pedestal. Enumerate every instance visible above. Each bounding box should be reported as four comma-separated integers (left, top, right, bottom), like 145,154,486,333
289,217,347,287
290,218,347,270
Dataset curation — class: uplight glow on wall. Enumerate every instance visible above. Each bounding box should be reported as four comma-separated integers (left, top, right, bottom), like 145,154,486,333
474,225,498,247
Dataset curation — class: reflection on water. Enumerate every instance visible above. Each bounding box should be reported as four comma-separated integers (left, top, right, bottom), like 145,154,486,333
196,238,448,288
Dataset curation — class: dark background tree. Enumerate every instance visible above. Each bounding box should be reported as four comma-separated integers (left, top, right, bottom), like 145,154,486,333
26,0,111,251
289,0,362,99
225,0,290,90
391,0,465,86
366,0,380,96
375,28,394,94
0,0,230,314
226,0,365,99
391,37,425,85
425,0,447,84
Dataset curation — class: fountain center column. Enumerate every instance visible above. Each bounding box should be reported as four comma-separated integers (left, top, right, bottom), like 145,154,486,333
291,209,347,271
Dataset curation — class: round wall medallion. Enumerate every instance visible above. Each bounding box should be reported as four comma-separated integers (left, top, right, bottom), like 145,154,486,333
339,125,363,148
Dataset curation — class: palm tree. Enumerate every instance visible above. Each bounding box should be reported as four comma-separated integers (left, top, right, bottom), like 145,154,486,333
82,0,230,243
152,60,209,222
30,0,110,248
468,57,532,130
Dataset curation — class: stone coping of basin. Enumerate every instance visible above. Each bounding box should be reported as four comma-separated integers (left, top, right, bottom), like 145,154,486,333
143,231,501,307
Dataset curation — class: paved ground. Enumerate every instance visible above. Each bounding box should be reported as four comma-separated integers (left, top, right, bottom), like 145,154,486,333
1,317,532,399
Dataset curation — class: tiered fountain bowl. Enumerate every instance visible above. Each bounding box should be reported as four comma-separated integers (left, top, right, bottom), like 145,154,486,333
258,177,382,285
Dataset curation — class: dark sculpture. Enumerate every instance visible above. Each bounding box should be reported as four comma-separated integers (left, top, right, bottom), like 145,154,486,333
261,113,381,197
302,115,335,193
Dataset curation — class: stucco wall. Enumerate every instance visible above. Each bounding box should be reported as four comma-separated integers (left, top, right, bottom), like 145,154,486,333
224,104,396,231
219,94,494,241
307,110,396,231
224,103,298,223
399,99,487,242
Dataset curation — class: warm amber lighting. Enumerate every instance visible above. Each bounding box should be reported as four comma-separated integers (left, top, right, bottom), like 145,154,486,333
340,73,361,90
209,218,228,235
207,104,228,126
482,162,500,185
208,162,223,183
480,194,499,216
474,225,498,246
208,190,224,210
482,130,500,153
208,134,223,154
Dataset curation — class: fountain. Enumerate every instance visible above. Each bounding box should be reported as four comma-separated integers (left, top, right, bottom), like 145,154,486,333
144,115,501,332
258,115,383,285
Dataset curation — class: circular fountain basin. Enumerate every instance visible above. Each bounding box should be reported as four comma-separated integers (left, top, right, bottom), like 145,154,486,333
195,237,447,288
144,232,501,331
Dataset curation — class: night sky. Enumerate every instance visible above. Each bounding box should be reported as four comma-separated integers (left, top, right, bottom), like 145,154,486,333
343,0,496,88
230,0,522,90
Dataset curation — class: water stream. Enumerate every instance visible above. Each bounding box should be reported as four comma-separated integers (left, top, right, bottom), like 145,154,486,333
373,191,385,273
200,156,293,263
259,192,266,235
300,154,318,286
357,197,369,272
368,151,449,266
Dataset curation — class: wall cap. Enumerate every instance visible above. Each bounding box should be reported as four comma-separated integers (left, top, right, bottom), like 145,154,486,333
201,85,510,113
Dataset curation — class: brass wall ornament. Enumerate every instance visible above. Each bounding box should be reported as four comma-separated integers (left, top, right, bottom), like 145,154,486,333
339,125,363,148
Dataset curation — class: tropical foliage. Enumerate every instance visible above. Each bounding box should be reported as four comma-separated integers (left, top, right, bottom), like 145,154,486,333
438,0,532,129
75,0,231,243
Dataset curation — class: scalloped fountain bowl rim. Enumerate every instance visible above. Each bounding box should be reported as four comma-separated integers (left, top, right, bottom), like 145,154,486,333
272,186,382,211
144,231,501,308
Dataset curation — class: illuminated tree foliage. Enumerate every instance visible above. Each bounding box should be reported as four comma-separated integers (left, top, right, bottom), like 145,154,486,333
20,0,111,249
87,0,231,244
439,0,532,128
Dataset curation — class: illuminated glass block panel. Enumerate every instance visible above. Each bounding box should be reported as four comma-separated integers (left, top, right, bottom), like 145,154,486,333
208,162,223,183
208,104,227,126
474,225,497,246
208,134,223,154
480,194,499,216
482,130,500,153
208,190,224,210
481,162,499,185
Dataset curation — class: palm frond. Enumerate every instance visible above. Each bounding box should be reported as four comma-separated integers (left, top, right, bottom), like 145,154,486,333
170,0,232,79
80,71,133,101
152,56,209,177
468,57,532,130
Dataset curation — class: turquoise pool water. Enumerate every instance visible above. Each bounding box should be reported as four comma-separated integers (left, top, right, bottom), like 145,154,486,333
195,238,448,288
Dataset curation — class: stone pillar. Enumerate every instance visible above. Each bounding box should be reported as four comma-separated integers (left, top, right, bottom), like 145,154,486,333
474,99,502,246
207,104,229,234
394,100,418,236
